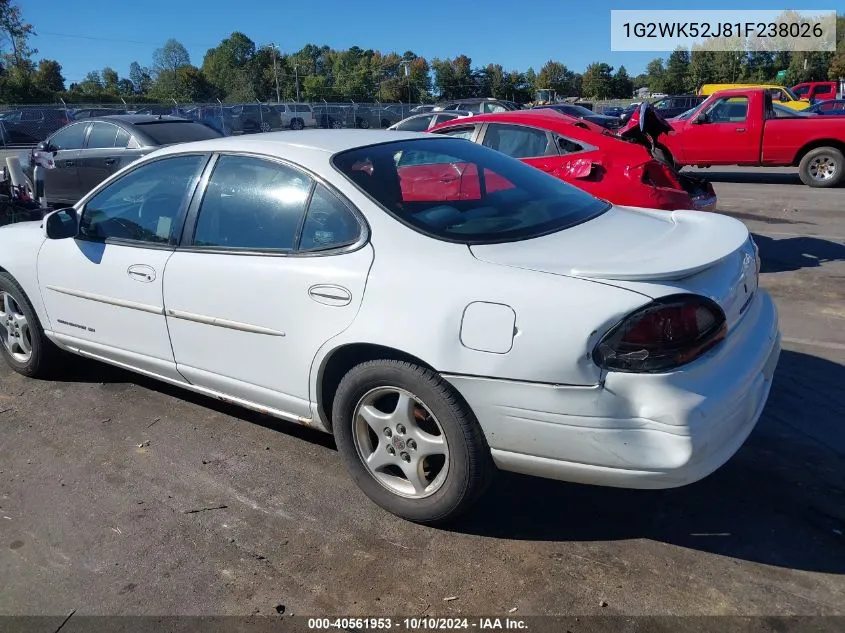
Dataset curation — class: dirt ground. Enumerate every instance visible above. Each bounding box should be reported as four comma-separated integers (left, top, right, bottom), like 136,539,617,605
1,167,844,618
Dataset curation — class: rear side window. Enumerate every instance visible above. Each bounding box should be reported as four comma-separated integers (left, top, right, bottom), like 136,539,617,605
435,126,476,140
115,128,131,148
86,122,119,149
396,116,433,131
134,121,222,145
293,105,312,113
482,124,551,158
298,184,361,251
193,155,312,251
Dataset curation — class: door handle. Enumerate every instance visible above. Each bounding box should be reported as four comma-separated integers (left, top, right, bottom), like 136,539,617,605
308,284,352,306
104,158,116,165
127,264,156,283
64,160,74,167
735,128,746,132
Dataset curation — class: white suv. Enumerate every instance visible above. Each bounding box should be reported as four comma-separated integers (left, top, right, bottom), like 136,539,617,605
273,103,317,130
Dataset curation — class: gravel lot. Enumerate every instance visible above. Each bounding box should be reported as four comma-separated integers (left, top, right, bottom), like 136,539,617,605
1,167,844,618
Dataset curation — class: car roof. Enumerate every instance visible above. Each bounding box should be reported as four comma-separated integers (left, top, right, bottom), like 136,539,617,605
433,109,608,131
152,129,440,157
95,114,193,124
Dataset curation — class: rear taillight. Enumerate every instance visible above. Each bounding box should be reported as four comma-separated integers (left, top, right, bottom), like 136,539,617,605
593,294,727,373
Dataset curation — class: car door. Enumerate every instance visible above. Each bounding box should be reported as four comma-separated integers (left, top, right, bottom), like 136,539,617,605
78,121,121,195
36,153,209,380
162,153,372,418
42,122,89,205
680,96,759,164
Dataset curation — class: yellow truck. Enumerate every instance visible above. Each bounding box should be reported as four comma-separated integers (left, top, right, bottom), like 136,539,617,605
698,84,810,111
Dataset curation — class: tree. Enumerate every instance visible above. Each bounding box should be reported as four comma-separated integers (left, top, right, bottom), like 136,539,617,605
612,65,632,98
645,58,667,93
688,48,716,90
152,38,190,76
431,55,477,99
117,78,135,96
664,47,690,93
34,59,64,92
129,61,152,94
150,65,213,102
537,60,578,97
0,0,36,67
581,62,614,98
102,66,119,93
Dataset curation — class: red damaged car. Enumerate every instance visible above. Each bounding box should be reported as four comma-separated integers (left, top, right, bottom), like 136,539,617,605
428,109,716,211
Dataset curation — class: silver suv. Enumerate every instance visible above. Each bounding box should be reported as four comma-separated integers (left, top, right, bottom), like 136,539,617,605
273,103,317,130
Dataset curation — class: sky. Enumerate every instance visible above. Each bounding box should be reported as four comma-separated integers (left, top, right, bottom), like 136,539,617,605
23,0,837,87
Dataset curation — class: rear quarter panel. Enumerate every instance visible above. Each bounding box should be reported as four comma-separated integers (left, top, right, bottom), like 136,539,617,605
761,118,845,165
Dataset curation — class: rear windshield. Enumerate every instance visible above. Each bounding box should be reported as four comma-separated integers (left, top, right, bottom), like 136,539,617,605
135,121,223,145
332,138,609,244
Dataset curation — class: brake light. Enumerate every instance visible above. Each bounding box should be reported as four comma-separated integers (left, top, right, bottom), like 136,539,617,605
593,294,727,373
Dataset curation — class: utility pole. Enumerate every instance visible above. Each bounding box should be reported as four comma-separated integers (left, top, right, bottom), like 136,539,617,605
400,61,411,106
295,64,300,102
269,43,281,103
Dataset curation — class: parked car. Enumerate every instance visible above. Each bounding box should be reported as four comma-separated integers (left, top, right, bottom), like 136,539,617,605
410,105,437,114
19,115,223,206
532,104,623,130
650,92,668,98
429,110,716,210
184,106,234,135
0,108,73,146
650,95,707,120
660,88,845,187
388,110,474,132
353,106,403,129
272,103,317,130
601,106,625,117
313,105,355,129
0,129,780,523
224,104,285,134
434,98,522,114
792,81,839,103
71,107,129,120
806,99,845,115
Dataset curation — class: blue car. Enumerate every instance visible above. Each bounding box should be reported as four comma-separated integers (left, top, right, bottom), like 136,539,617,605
806,99,845,115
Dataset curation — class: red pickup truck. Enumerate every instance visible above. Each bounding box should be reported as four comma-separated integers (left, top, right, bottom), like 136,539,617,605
660,88,845,188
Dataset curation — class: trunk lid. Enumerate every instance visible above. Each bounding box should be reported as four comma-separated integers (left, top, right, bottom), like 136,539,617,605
469,206,758,331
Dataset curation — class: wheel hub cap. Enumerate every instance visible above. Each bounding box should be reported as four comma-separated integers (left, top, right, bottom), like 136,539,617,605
809,156,837,181
352,387,450,499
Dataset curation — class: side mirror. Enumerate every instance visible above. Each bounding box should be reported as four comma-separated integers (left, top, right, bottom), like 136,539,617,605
44,208,78,240
692,113,708,125
36,140,57,155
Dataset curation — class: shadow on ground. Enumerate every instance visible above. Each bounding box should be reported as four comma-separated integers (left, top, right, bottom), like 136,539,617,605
697,170,805,186
38,349,845,574
753,232,845,272
455,348,845,573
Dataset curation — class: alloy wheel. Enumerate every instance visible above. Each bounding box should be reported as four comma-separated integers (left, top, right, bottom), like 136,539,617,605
808,155,838,182
0,291,32,363
352,387,449,499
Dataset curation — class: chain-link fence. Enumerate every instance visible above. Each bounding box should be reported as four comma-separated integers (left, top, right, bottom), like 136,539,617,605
0,99,646,149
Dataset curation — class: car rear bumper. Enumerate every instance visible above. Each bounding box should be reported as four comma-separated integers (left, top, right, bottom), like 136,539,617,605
444,289,780,489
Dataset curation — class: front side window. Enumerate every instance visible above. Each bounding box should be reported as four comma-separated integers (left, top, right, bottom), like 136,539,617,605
482,124,551,159
333,138,608,244
50,123,88,150
79,155,206,244
86,122,119,149
192,155,312,251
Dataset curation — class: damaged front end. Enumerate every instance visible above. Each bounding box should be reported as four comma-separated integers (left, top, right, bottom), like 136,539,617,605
619,103,716,211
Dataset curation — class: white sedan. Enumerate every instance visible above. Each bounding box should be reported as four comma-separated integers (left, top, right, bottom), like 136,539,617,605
0,130,781,524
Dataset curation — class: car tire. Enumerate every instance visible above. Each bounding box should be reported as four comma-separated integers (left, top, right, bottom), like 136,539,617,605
0,273,65,378
332,359,494,525
260,121,271,133
290,118,304,130
357,118,370,129
798,147,844,188
331,119,343,129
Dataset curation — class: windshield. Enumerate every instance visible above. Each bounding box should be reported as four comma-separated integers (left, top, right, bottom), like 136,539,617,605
674,107,697,120
783,86,800,100
332,138,609,244
134,121,223,145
